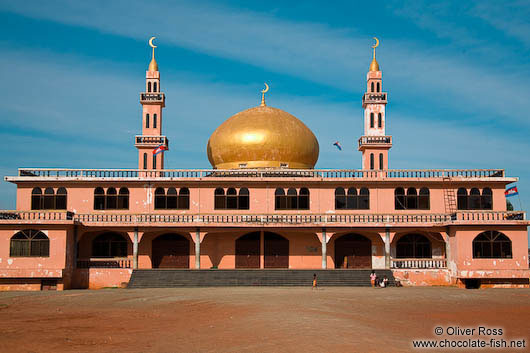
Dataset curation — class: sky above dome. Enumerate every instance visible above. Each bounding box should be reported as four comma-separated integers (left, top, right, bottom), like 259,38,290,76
0,1,529,227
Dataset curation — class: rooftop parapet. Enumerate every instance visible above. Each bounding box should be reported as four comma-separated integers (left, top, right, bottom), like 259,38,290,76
5,168,509,182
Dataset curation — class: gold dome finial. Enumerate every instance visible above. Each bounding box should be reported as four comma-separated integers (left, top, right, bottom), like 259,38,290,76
148,36,158,72
369,37,380,72
260,83,269,106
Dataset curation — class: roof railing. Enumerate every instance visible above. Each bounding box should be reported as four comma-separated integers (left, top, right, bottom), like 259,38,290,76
13,168,506,179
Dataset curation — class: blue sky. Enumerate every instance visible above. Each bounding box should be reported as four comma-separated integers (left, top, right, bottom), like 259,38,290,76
0,0,529,220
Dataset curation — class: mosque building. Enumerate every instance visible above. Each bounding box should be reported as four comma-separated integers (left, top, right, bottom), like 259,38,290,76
0,38,528,290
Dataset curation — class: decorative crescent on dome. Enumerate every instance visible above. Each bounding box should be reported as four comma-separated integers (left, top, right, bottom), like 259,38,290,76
372,37,379,49
261,83,269,93
149,36,157,48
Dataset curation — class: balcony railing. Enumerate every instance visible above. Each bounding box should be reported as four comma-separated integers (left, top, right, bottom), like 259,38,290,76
0,210,74,221
358,136,392,147
456,211,526,221
11,168,506,179
77,258,131,268
74,213,453,225
1,211,525,226
391,258,447,269
135,136,168,145
362,92,387,105
140,93,165,103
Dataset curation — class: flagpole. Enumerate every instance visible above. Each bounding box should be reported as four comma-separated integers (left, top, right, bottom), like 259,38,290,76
517,193,523,211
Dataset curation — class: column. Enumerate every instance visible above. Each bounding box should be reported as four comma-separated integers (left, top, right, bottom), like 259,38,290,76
321,229,327,269
133,227,139,269
195,229,201,269
384,228,391,269
260,230,264,269
73,225,78,269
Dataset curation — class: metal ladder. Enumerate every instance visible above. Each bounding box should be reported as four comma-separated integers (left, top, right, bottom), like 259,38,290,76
443,180,457,213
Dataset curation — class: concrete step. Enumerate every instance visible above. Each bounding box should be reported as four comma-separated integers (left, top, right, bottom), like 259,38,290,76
128,269,395,288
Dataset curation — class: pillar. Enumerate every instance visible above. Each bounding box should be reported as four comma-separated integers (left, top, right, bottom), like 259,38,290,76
73,225,78,269
321,229,327,269
133,227,139,269
195,229,201,269
384,228,391,269
260,230,264,269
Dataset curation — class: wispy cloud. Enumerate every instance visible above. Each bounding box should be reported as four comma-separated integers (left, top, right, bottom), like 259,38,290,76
2,0,530,128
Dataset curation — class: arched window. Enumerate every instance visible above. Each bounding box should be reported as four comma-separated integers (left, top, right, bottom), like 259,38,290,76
143,153,148,170
370,113,374,128
10,230,49,257
31,187,42,210
178,187,190,209
370,153,374,170
146,113,150,128
92,232,128,258
214,187,225,209
287,188,298,209
155,187,166,209
153,155,157,170
346,187,358,209
153,82,158,92
457,188,468,210
469,188,481,209
118,187,129,209
43,187,55,209
395,187,405,210
153,113,157,129
406,187,418,209
359,187,370,209
418,187,430,210
94,187,105,210
396,234,432,258
299,188,310,209
148,82,152,92
473,231,512,258
335,187,346,209
56,187,67,209
371,82,374,92
378,113,382,128
166,187,177,209
376,82,381,92
275,188,286,210
106,187,117,209
226,188,238,209
238,188,249,210
481,188,492,210
379,153,383,170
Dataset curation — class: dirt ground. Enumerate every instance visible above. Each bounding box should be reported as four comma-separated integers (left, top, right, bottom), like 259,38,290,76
0,287,529,353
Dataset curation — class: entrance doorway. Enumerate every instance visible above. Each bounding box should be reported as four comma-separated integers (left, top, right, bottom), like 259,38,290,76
235,232,260,268
334,233,372,268
264,232,289,268
152,233,190,268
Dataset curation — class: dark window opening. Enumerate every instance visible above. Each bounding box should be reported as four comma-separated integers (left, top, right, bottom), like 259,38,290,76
275,188,310,210
395,187,430,210
370,153,374,170
378,113,382,128
146,113,150,128
396,234,432,258
153,154,157,170
370,113,374,128
143,153,148,170
473,231,512,259
154,187,189,209
371,82,374,92
377,82,381,92
335,187,369,210
92,232,128,258
153,82,158,92
153,113,157,129
10,229,49,257
148,82,152,92
379,153,383,170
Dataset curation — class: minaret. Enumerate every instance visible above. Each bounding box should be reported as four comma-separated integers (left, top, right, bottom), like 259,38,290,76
358,37,392,170
135,37,168,170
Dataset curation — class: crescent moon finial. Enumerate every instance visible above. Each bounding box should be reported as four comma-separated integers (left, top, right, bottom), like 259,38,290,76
149,36,157,49
372,37,379,49
260,83,269,106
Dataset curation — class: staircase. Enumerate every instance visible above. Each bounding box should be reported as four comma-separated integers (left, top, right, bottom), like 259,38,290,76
127,269,396,288
443,184,457,213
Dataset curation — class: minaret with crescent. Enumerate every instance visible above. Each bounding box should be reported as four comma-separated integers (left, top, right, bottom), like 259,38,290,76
358,37,391,170
135,37,168,170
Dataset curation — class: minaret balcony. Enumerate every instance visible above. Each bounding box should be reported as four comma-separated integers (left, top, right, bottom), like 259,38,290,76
140,92,165,105
362,92,387,107
135,135,169,147
358,135,392,149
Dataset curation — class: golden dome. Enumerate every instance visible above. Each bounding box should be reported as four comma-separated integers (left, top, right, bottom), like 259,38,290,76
148,57,158,71
207,105,319,169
